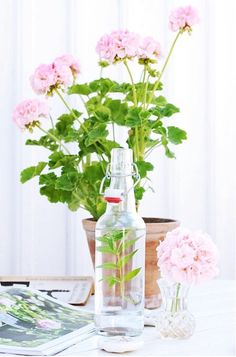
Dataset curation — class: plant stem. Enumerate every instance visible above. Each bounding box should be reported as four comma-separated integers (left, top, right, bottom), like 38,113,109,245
144,142,162,158
148,30,181,106
112,122,116,142
36,124,71,155
175,283,181,312
49,115,54,129
124,60,137,106
123,60,140,161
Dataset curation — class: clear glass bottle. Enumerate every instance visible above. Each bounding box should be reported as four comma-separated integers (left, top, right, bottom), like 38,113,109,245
95,148,146,337
155,278,196,339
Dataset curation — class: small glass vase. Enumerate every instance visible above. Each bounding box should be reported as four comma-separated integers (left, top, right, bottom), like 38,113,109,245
155,278,196,339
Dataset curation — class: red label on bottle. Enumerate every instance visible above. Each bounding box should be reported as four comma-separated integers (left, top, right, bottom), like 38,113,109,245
104,197,122,203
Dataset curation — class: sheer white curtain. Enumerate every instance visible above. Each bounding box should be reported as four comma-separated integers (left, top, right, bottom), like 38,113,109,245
0,0,235,278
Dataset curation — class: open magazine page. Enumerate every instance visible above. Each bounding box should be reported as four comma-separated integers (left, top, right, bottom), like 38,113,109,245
0,287,94,355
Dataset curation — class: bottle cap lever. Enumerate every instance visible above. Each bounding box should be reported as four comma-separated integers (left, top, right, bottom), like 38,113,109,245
99,163,140,197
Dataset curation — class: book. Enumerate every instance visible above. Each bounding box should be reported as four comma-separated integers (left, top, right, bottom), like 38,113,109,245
0,276,94,305
0,287,95,355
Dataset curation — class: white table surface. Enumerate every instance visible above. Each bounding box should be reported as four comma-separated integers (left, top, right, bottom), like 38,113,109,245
58,279,235,356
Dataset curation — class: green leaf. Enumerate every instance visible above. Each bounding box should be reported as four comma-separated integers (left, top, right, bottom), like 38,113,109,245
26,136,58,151
162,103,180,117
102,276,120,287
68,191,81,211
136,161,154,179
152,95,167,106
119,238,140,252
96,246,116,254
20,162,47,183
39,172,57,185
40,185,71,203
164,146,176,158
94,105,111,122
85,123,108,146
126,108,142,127
117,250,138,268
68,84,92,95
135,186,145,200
84,162,104,183
107,100,128,126
123,267,142,282
96,262,118,270
55,113,78,140
55,172,78,191
167,126,187,145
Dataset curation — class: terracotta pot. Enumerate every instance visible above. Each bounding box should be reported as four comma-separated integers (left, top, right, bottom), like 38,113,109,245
82,217,179,308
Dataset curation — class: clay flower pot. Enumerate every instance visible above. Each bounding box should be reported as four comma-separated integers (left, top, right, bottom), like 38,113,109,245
82,217,179,308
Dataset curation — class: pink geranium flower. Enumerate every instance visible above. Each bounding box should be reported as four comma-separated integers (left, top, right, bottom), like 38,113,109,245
169,6,200,32
157,227,219,284
138,36,161,60
30,64,56,95
96,30,140,63
54,54,81,77
30,54,81,95
13,99,49,130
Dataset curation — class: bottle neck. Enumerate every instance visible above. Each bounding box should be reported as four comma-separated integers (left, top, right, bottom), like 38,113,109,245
105,175,136,214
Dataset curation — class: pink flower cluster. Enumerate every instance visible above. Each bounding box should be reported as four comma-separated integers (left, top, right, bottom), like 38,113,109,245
30,54,80,95
13,99,49,130
36,318,61,330
169,6,199,32
96,30,161,63
157,227,219,284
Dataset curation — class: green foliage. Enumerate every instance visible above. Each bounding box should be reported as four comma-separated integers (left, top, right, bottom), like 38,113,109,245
96,229,142,294
21,162,47,183
21,60,187,218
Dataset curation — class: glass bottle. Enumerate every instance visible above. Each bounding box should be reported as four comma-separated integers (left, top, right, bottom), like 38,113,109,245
155,278,196,339
95,148,146,337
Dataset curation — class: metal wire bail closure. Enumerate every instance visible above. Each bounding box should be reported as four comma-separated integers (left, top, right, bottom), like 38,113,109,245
99,163,140,197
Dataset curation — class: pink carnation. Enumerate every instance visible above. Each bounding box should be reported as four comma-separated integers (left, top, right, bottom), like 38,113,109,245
96,30,140,63
138,36,161,60
169,6,199,32
157,227,219,284
13,99,49,130
36,319,61,330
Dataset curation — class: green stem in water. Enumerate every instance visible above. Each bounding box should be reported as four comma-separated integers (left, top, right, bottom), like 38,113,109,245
36,124,71,155
148,30,181,106
175,283,181,312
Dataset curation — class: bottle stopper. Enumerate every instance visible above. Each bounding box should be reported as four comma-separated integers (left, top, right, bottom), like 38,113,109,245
104,188,123,203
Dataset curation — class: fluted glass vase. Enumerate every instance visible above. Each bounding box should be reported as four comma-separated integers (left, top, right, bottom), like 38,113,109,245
155,278,196,339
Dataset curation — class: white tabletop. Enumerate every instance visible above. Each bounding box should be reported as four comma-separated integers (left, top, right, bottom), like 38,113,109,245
59,279,235,356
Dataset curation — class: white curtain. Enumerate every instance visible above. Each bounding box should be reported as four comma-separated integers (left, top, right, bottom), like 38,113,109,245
0,0,235,278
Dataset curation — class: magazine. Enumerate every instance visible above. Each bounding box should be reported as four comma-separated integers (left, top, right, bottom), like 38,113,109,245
0,287,95,355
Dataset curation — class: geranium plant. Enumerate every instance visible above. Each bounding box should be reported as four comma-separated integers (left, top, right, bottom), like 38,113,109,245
13,6,199,220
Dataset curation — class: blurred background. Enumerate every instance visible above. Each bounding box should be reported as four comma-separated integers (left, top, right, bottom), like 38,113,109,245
0,0,235,279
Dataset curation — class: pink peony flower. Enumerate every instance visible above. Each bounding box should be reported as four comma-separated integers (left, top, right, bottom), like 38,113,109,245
138,36,161,60
157,227,219,284
13,99,49,130
30,64,56,95
169,6,199,32
36,318,61,330
96,30,140,63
